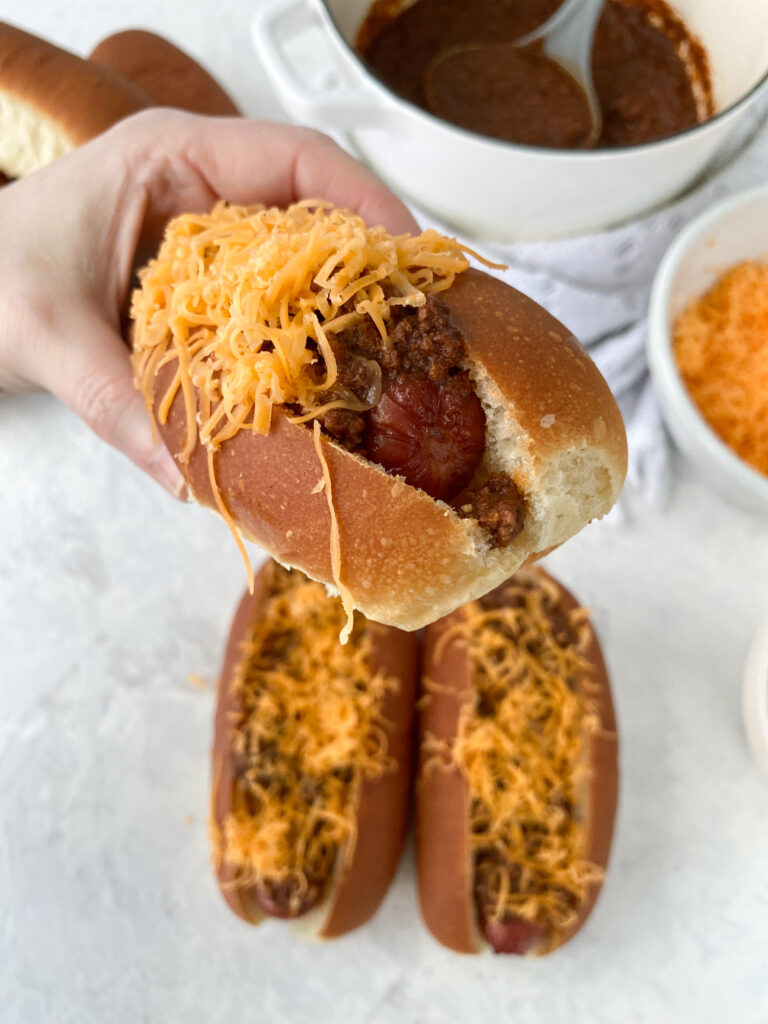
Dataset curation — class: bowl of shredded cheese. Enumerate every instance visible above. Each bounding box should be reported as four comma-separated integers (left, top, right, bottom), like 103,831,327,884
648,184,768,513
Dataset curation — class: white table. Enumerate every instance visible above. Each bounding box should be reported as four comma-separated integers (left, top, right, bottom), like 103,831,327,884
2,4,768,1022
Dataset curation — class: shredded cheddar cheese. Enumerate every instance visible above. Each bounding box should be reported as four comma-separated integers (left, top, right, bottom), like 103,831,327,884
131,199,482,456
212,565,397,908
674,260,768,477
423,571,602,938
312,420,354,644
130,200,491,615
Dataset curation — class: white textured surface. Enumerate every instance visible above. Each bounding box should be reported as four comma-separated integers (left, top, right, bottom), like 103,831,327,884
2,4,768,1023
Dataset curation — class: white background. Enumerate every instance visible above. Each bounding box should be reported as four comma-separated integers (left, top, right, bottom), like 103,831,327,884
2,3,768,1022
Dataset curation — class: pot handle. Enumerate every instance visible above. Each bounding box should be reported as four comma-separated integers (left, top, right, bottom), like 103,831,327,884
251,0,389,129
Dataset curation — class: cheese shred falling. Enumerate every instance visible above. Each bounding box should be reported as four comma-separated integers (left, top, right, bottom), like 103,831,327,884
673,260,768,477
130,199,490,608
211,565,397,908
313,421,354,644
423,571,603,941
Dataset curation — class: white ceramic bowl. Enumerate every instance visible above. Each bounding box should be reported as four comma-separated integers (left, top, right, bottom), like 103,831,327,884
252,0,768,241
648,183,768,514
743,617,768,786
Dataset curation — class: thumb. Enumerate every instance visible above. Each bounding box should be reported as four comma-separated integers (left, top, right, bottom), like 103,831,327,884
37,314,187,499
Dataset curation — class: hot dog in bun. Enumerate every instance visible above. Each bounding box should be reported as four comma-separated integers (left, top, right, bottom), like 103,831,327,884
417,568,618,954
211,559,417,935
131,202,626,632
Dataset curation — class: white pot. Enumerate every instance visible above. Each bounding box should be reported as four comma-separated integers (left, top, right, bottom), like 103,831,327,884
252,0,768,242
648,183,768,515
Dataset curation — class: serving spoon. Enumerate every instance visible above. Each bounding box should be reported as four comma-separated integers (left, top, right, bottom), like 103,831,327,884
515,0,604,146
423,0,605,149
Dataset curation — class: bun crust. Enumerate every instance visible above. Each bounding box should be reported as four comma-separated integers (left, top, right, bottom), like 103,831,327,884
211,561,417,937
147,268,626,631
0,21,149,177
319,620,418,938
417,569,619,955
211,574,269,926
89,30,240,116
550,577,618,952
442,269,627,485
416,609,477,953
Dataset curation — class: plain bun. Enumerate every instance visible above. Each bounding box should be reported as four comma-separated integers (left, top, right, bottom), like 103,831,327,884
0,21,149,178
89,30,240,116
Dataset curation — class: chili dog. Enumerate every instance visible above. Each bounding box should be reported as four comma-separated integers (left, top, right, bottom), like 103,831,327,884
89,30,240,115
131,202,626,631
211,560,417,935
0,21,149,181
417,568,618,955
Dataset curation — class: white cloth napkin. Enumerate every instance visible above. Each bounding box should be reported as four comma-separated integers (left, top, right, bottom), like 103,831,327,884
407,98,768,507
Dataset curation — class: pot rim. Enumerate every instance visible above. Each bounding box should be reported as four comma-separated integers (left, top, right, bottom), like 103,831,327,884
318,0,768,158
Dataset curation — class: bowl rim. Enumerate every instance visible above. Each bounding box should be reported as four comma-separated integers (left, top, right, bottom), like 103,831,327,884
743,616,768,786
648,182,768,505
318,0,768,158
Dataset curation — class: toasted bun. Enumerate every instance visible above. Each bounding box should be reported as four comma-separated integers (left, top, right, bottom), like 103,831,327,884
417,568,619,955
89,30,240,116
0,21,149,178
146,267,626,631
319,617,418,938
416,605,477,953
211,560,417,937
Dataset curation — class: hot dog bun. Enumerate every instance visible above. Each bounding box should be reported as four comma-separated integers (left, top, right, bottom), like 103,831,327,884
417,568,618,955
89,30,240,115
0,21,149,178
211,560,417,937
132,205,626,631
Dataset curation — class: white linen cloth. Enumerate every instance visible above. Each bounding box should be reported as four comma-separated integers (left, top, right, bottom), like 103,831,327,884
406,99,768,507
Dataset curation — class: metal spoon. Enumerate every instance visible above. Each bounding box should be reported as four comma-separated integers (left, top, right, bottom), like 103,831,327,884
515,0,604,146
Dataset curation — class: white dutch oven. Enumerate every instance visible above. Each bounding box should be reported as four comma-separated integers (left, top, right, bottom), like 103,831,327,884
252,0,768,241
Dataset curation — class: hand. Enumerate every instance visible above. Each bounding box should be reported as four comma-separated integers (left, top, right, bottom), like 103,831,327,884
0,110,418,496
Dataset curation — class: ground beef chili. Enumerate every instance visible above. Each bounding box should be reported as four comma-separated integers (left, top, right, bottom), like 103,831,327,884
473,847,545,954
231,715,336,916
454,473,526,548
357,0,712,150
480,575,581,654
317,294,526,546
470,575,583,952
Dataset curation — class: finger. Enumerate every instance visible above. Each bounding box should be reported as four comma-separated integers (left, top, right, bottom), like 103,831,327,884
35,312,187,499
119,111,419,235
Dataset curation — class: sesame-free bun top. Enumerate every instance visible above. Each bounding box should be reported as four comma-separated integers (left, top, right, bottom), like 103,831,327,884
89,30,240,116
0,21,149,178
132,205,626,631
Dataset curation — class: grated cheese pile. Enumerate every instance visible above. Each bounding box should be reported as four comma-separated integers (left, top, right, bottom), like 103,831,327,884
424,572,603,938
131,198,480,460
130,199,486,619
674,260,768,477
212,565,397,906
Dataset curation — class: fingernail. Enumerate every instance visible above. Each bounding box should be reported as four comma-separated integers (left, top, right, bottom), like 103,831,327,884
150,442,188,500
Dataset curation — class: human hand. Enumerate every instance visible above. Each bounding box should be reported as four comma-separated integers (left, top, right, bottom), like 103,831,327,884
0,110,418,496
